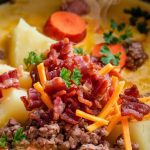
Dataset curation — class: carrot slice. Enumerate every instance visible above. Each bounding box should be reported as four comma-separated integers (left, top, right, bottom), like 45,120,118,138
34,82,53,109
44,11,87,43
92,43,127,68
121,117,132,150
76,109,109,124
37,63,47,87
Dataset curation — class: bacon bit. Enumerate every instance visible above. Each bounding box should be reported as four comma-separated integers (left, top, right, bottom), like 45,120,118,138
34,82,53,109
78,96,92,107
87,81,125,132
53,97,65,120
37,63,47,87
21,88,43,111
76,109,109,124
0,69,19,89
121,117,132,150
53,90,67,98
99,63,114,76
77,90,92,107
60,112,78,125
120,86,150,120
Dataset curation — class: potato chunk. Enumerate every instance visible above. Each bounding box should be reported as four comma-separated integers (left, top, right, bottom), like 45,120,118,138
0,64,32,89
0,88,29,127
108,120,150,150
9,19,56,68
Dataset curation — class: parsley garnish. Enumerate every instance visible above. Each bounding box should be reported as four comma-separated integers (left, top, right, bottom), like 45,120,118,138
100,46,121,66
124,7,150,34
60,67,72,88
74,47,85,55
103,20,132,44
0,135,7,148
71,68,82,85
24,51,44,70
103,32,120,44
110,20,126,32
60,67,82,88
13,128,26,143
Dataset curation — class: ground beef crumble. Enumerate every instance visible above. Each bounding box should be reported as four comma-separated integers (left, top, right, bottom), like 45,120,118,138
125,42,148,70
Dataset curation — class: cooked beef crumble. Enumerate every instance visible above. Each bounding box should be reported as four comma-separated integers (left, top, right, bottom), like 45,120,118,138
0,116,110,150
125,42,148,70
60,0,90,15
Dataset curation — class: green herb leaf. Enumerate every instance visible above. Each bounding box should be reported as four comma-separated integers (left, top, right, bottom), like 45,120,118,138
110,20,125,32
24,51,44,70
60,67,71,88
71,68,82,85
74,47,85,55
103,32,120,44
13,128,26,143
100,46,121,66
110,20,118,30
119,28,132,41
0,135,7,148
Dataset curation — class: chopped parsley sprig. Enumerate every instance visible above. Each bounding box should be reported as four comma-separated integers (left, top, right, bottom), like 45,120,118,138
0,128,26,148
24,51,45,70
74,47,86,55
100,46,121,66
0,135,7,148
124,7,150,34
103,20,132,44
13,128,27,144
60,67,82,88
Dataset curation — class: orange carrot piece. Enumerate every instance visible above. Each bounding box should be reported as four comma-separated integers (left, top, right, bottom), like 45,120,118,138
44,11,86,43
37,63,47,87
76,109,109,124
121,117,132,150
34,82,53,109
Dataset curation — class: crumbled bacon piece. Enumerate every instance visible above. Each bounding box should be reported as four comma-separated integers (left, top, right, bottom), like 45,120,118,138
120,86,150,120
53,97,65,120
24,40,115,124
21,88,43,111
0,69,19,89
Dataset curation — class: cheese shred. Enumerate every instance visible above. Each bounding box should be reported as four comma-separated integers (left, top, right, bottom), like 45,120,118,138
121,117,132,150
34,82,53,109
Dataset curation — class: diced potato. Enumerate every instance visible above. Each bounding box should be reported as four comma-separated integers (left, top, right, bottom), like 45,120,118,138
0,64,32,89
0,88,29,127
108,120,150,150
9,19,56,68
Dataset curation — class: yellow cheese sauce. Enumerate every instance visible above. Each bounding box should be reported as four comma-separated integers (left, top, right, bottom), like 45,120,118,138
0,0,149,95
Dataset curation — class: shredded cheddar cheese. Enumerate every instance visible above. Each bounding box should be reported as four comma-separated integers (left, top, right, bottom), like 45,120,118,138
99,63,114,76
34,82,53,109
76,109,109,124
37,63,47,87
121,117,132,150
87,81,125,132
106,114,121,135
